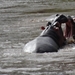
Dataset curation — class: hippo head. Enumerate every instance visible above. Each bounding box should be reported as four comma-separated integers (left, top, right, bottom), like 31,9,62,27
41,14,75,44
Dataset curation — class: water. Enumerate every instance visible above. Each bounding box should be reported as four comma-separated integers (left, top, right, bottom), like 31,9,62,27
0,0,75,75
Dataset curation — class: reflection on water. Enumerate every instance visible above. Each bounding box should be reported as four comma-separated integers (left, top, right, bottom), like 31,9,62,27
0,0,75,75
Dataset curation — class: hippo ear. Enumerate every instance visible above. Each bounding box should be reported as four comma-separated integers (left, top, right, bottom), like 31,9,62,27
41,26,45,30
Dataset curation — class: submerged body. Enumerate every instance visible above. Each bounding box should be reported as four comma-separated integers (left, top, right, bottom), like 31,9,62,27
24,31,59,53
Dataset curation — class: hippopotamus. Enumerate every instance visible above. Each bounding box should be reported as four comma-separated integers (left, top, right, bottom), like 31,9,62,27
23,14,75,53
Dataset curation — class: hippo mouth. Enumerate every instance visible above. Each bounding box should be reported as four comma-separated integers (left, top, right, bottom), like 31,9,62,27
63,18,75,43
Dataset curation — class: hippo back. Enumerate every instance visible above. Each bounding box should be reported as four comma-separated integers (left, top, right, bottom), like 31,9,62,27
23,36,59,53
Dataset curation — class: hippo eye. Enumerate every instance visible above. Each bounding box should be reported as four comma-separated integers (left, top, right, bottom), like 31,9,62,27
47,22,51,26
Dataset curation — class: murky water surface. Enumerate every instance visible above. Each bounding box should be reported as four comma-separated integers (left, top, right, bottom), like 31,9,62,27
0,0,75,75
